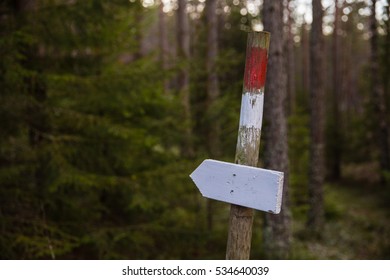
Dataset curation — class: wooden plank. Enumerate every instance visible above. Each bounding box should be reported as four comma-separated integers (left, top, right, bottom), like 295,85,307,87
190,159,283,213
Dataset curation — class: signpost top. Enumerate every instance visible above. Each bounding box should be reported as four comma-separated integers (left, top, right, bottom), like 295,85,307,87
243,32,270,93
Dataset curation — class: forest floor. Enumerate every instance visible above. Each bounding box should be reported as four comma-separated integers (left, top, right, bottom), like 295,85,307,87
291,163,390,259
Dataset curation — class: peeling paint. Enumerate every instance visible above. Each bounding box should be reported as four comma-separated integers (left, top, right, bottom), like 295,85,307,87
235,126,261,166
239,92,264,129
244,46,268,92
275,172,284,214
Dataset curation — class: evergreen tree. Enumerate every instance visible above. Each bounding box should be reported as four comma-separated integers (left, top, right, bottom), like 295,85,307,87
263,0,292,259
308,0,325,234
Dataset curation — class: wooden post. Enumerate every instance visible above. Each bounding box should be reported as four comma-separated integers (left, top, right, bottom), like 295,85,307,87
226,31,270,260
190,31,277,260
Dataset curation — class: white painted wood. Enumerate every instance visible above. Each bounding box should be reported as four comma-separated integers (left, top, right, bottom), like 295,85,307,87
190,159,284,214
239,92,264,129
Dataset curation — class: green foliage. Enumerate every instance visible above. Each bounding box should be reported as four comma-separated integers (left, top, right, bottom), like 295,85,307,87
0,0,196,259
1,0,389,260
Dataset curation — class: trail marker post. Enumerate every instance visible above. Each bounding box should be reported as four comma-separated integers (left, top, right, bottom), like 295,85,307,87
190,31,284,259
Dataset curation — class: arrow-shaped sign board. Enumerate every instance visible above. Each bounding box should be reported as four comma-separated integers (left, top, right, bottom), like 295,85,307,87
190,159,284,214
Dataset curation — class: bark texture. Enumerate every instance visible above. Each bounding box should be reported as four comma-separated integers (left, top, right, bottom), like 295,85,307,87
301,20,310,96
286,0,296,114
205,0,220,230
206,0,221,157
226,32,270,260
226,205,254,259
330,0,342,180
263,0,292,259
158,1,169,94
177,0,194,157
370,0,390,184
308,0,325,234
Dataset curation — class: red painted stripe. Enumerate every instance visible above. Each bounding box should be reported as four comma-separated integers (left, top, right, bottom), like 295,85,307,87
244,47,268,91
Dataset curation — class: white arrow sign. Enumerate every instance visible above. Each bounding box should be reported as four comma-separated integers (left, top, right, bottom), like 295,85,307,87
190,159,284,214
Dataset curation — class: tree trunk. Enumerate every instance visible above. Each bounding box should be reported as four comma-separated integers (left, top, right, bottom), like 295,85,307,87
14,0,55,260
385,2,390,126
205,0,220,231
308,0,325,234
330,0,342,180
206,0,220,156
286,0,296,115
14,0,45,151
177,0,194,157
263,0,292,259
13,0,35,12
133,1,143,60
301,20,310,97
158,1,169,94
370,0,390,184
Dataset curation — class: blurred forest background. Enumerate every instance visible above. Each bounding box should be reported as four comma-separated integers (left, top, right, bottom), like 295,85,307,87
0,0,389,259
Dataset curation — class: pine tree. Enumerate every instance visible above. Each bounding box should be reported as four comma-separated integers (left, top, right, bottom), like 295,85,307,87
263,0,292,259
308,0,325,234
177,0,194,158
370,0,390,184
0,0,188,259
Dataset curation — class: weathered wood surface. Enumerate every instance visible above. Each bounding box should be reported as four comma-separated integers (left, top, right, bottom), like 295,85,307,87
226,31,271,260
189,32,279,260
190,159,283,213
